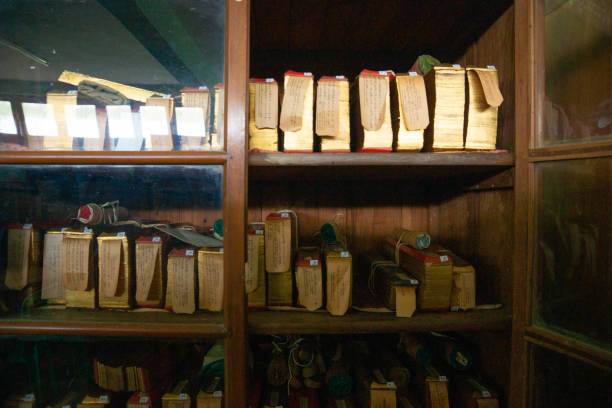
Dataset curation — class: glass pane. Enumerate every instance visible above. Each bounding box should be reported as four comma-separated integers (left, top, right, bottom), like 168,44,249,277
0,1,225,151
530,345,611,408
540,0,612,147
0,337,225,405
0,165,223,322
533,158,611,349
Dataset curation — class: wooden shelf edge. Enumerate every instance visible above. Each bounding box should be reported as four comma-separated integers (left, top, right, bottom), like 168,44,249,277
248,151,514,167
248,307,512,335
0,151,227,165
0,309,227,338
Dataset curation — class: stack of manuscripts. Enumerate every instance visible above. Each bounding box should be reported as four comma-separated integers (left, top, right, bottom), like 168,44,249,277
279,71,314,152
464,66,503,150
315,75,351,152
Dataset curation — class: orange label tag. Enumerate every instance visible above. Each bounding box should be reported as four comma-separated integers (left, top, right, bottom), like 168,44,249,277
359,75,388,131
397,75,429,130
279,75,311,132
255,82,279,129
475,70,503,107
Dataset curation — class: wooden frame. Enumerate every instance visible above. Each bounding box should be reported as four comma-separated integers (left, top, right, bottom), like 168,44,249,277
513,0,612,406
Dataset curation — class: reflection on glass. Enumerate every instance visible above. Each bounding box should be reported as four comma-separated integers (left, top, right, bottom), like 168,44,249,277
0,1,225,151
541,0,612,147
0,165,223,315
531,345,610,408
0,338,224,404
533,158,611,348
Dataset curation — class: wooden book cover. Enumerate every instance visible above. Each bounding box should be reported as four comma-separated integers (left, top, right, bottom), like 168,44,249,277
162,380,192,408
295,247,323,311
211,83,224,151
416,366,449,408
180,87,210,150
63,228,96,309
5,223,41,291
247,223,266,308
249,78,279,152
316,75,350,152
423,65,466,151
464,67,503,150
166,248,197,314
97,231,132,309
198,247,223,312
454,377,499,408
383,239,453,311
352,354,397,408
365,253,419,318
391,73,429,151
135,236,166,308
197,375,223,408
438,249,476,311
352,70,394,152
267,270,293,307
280,71,314,152
143,96,175,151
46,91,77,150
41,229,66,304
59,70,162,102
324,245,352,316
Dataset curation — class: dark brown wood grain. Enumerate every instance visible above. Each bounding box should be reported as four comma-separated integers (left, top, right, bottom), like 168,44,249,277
224,0,249,406
0,309,226,338
249,307,512,335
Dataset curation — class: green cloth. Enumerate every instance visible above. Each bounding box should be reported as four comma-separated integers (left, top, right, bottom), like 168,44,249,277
417,55,441,76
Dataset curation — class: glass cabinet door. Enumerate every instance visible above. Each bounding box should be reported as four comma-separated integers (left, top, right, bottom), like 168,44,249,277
520,0,612,405
0,0,225,152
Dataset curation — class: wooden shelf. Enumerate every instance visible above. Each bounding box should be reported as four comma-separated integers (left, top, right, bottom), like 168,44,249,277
0,308,226,338
249,151,514,181
0,151,227,165
248,307,512,335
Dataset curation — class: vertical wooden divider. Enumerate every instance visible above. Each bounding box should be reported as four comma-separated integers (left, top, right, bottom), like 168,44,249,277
224,0,249,406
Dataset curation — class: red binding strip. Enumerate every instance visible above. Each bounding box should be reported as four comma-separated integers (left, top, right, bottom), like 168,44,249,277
285,70,313,77
214,83,224,89
319,75,348,82
168,248,194,257
385,237,449,263
136,236,163,243
359,69,395,80
266,212,292,220
180,87,209,93
249,78,276,83
357,147,393,153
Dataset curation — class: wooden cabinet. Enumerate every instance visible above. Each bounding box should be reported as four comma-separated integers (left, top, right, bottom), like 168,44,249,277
1,1,609,407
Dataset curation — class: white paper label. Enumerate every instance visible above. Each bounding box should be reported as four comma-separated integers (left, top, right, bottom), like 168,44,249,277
409,71,418,76
23,394,34,402
335,75,345,79
62,405,71,408
451,306,460,312
439,376,447,382
140,106,168,137
99,395,108,403
67,90,77,95
179,394,188,401
152,237,161,243
281,213,289,218
309,259,318,266
23,223,32,229
0,101,17,134
65,105,99,139
452,64,461,68
198,86,208,90
219,248,224,253
304,72,312,76
410,279,418,285
387,381,396,388
340,251,349,258
116,232,125,238
440,255,449,262
106,105,135,139
139,397,149,404
378,71,387,75
185,249,194,256
487,65,496,70
175,107,206,137
255,230,263,235
22,103,58,136
212,391,222,398
61,227,68,232
83,228,92,234
482,391,491,398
